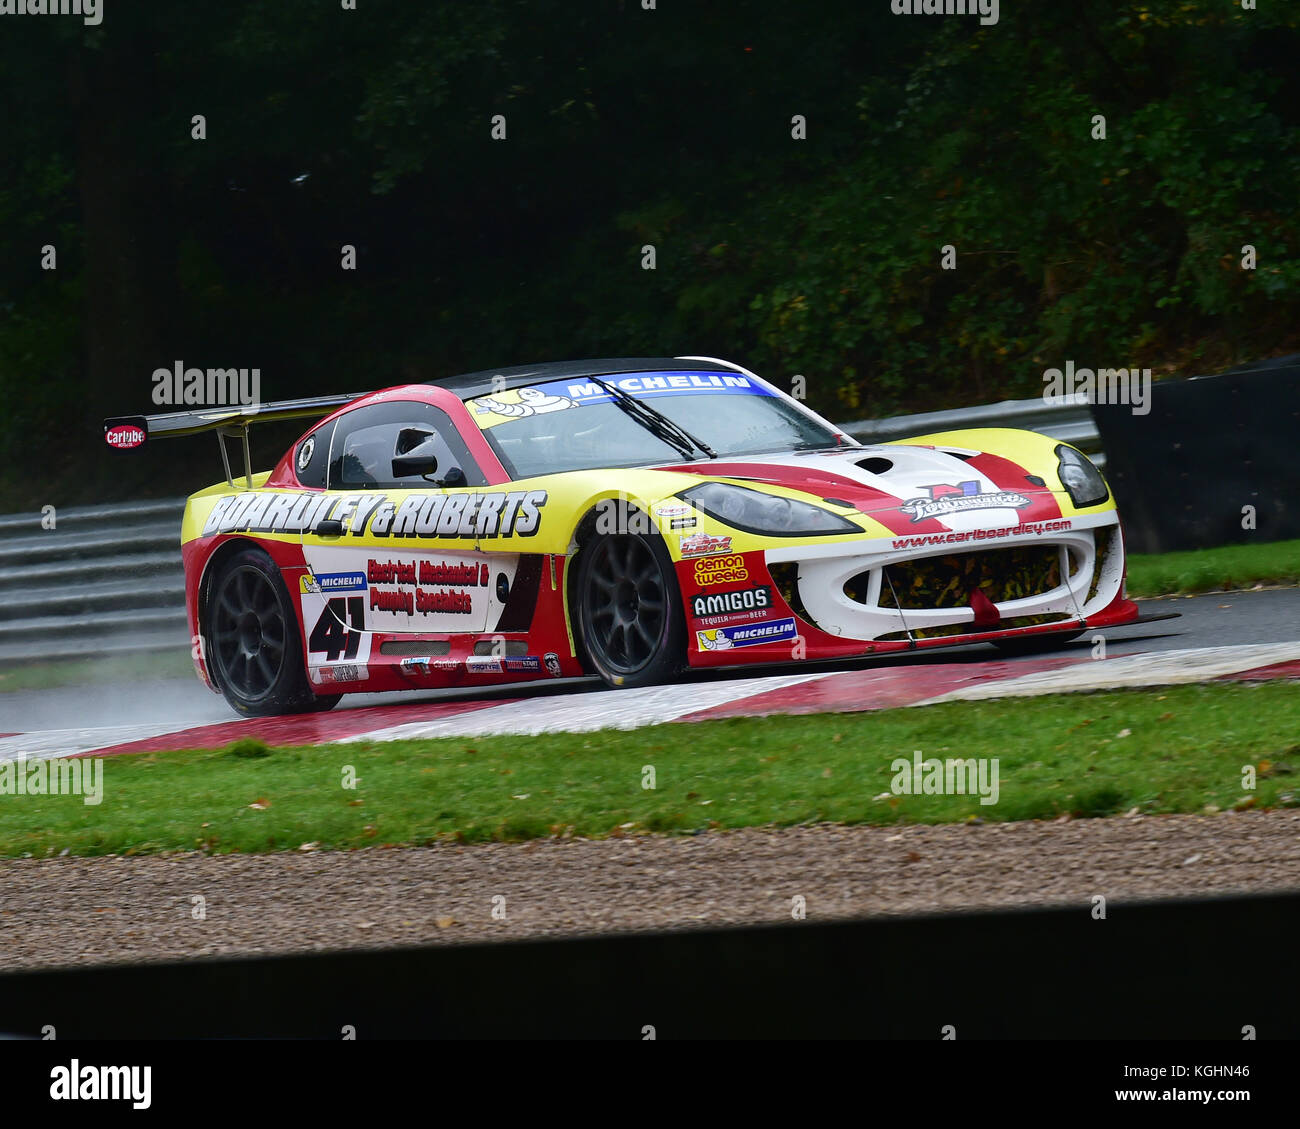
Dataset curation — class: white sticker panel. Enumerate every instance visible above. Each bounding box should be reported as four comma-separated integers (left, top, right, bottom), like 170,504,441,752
300,545,496,636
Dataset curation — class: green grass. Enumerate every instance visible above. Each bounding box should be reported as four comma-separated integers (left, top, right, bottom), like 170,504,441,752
2,682,1298,859
1126,538,1300,598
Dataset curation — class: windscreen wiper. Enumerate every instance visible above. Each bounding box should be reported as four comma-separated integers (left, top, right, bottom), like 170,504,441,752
589,376,718,460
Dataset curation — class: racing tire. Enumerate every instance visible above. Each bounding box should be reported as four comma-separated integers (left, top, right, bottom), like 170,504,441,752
991,628,1086,656
204,548,341,717
574,524,686,689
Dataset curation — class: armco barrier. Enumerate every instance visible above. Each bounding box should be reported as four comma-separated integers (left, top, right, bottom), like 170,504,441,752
0,891,1295,1038
0,498,188,665
0,396,1101,667
1093,355,1300,554
841,393,1103,466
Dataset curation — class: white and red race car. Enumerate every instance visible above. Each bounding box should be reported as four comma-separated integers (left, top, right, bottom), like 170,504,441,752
105,356,1154,716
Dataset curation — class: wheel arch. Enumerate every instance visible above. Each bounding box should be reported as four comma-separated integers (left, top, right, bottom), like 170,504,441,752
563,497,667,638
196,537,292,693
564,497,687,686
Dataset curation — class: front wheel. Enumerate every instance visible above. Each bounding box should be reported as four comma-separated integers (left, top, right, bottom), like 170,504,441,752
204,548,340,716
574,528,686,688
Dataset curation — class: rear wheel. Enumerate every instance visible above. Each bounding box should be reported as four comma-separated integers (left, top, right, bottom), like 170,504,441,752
205,548,340,716
575,527,685,688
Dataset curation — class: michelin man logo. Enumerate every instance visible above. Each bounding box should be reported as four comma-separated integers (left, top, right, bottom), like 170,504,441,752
696,629,734,651
473,387,575,418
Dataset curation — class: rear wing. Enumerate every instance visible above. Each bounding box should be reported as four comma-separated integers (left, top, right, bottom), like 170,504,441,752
103,394,364,488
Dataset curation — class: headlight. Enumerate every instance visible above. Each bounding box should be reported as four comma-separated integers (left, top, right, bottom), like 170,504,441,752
678,483,860,536
1055,444,1109,507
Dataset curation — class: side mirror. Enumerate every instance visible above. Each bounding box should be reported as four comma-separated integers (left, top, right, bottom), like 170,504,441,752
392,440,439,479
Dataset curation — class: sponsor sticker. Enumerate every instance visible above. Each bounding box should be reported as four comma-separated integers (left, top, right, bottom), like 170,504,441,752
467,372,776,429
692,554,749,586
690,585,773,619
470,387,577,419
312,571,367,593
201,488,548,540
504,656,542,673
889,518,1073,550
413,588,473,615
557,372,773,402
696,616,797,652
679,533,733,558
104,418,147,450
653,503,693,519
465,656,503,674
669,517,697,530
364,558,483,617
543,652,562,678
899,481,1031,523
318,663,367,684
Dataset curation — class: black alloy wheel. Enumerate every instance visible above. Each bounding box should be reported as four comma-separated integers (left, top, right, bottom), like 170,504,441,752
575,528,685,688
206,548,339,716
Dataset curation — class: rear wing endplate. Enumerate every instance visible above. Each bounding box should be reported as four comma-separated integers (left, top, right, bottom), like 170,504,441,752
103,394,364,488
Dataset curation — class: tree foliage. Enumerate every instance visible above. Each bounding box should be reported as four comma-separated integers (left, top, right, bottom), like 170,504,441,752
0,0,1296,496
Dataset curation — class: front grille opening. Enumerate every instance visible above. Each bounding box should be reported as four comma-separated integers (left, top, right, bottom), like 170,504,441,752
1087,526,1118,605
768,562,815,627
380,639,452,656
871,546,1062,611
473,639,529,657
843,569,874,605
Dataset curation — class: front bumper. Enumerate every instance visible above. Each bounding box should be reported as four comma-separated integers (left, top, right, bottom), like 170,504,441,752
766,513,1125,643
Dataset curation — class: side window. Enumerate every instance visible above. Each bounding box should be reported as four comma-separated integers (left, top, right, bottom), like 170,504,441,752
294,421,334,488
326,401,485,490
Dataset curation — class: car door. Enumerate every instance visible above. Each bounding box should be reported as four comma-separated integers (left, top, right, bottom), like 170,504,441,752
298,400,496,667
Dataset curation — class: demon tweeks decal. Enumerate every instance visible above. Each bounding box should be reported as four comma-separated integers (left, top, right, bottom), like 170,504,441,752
201,489,548,539
691,555,749,585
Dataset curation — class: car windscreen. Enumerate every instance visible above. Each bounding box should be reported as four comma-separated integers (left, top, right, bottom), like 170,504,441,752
466,372,841,478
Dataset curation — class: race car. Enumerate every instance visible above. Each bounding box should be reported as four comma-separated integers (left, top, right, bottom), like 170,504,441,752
104,356,1149,716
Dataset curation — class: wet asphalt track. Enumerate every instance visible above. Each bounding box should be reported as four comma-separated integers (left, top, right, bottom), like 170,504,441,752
2,587,1296,734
